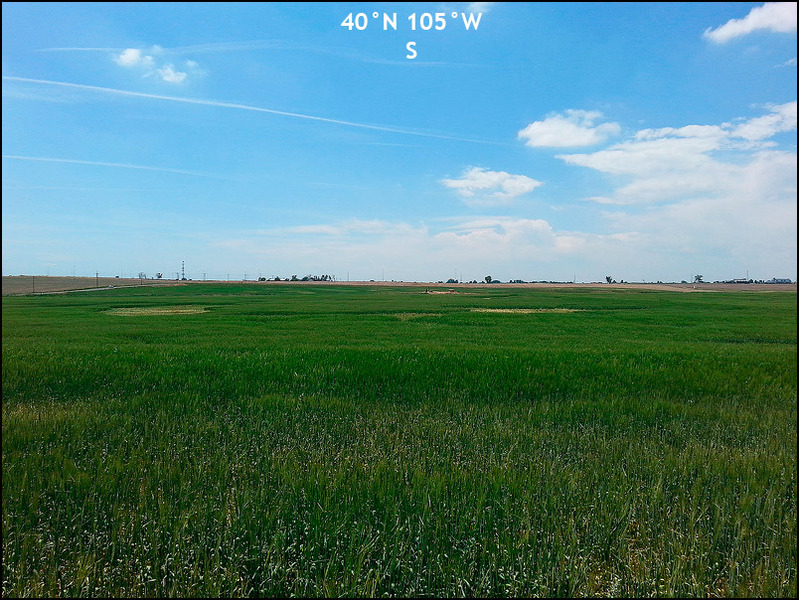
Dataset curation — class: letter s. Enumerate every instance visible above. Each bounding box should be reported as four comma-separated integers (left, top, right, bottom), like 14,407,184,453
406,41,417,60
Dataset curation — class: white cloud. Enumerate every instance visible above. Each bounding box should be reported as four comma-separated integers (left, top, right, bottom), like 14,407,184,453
703,2,797,43
280,219,421,237
634,124,728,141
439,216,552,238
467,2,496,14
518,110,621,147
559,102,797,191
113,47,199,84
440,167,543,205
558,135,722,179
222,215,605,282
602,150,796,275
548,104,796,279
730,101,797,140
154,64,188,84
113,48,154,68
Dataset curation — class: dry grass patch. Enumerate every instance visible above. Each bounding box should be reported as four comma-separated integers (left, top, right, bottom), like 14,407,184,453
106,306,208,316
471,308,585,314
392,312,444,320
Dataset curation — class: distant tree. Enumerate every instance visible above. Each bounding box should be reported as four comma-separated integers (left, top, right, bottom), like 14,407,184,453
156,273,163,279
446,278,458,284
605,275,613,284
485,275,492,284
694,274,704,283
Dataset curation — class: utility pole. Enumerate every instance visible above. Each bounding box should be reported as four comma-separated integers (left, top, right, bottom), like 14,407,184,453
32,275,35,294
96,272,99,288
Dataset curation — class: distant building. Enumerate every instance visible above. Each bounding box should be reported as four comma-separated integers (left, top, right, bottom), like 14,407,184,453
767,278,793,284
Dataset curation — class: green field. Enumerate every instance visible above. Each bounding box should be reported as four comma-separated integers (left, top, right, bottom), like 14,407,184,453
2,284,796,597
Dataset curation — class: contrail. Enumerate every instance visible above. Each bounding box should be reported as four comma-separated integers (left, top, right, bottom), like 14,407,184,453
2,154,215,177
35,47,121,52
36,42,474,68
3,76,499,144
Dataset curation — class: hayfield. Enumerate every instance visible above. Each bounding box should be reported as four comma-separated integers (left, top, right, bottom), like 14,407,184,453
2,283,796,597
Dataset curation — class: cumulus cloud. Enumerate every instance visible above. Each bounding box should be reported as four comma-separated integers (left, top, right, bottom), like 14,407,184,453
440,167,543,205
518,110,621,147
112,47,201,84
155,64,188,84
558,102,797,200
703,2,797,43
559,135,723,179
534,100,796,278
602,149,796,275
113,48,154,68
730,101,797,140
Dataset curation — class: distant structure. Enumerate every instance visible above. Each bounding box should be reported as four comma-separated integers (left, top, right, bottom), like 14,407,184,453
714,277,794,284
181,261,187,281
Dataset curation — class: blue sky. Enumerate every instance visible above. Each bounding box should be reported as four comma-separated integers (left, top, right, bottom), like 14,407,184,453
2,2,796,282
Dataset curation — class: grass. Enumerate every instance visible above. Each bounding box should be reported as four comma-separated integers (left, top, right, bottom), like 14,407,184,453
2,284,796,597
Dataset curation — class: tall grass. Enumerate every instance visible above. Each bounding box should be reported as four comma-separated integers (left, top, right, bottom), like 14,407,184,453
3,285,796,597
